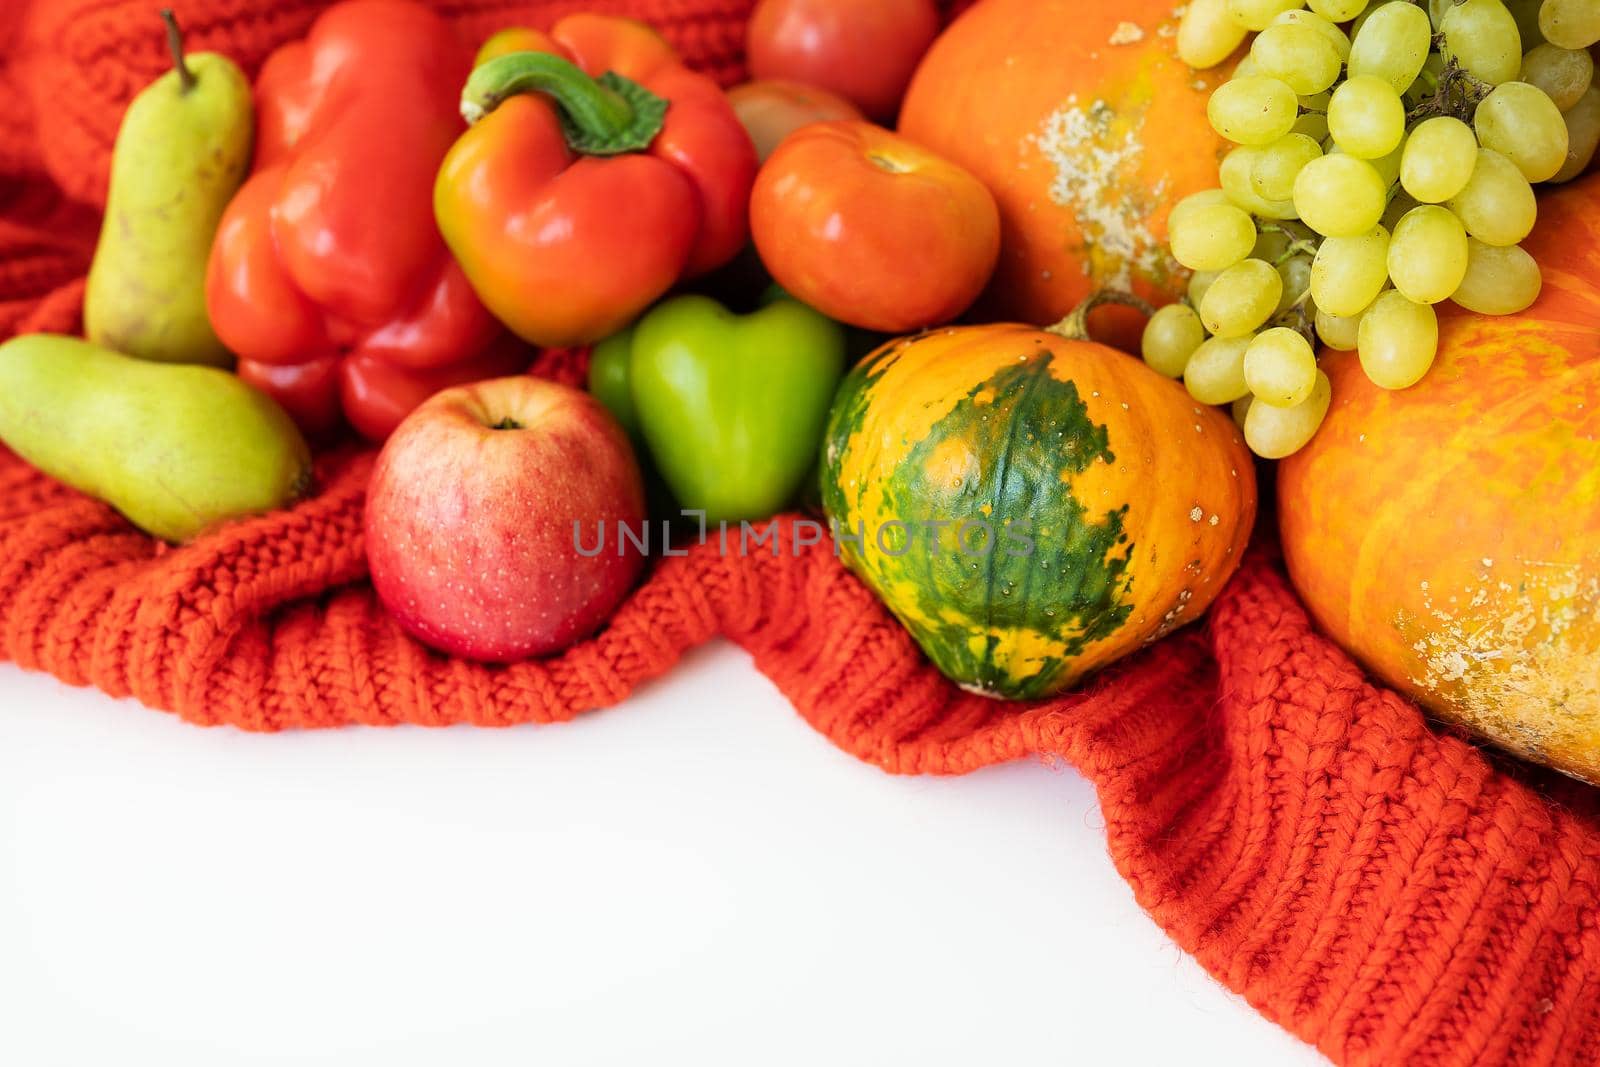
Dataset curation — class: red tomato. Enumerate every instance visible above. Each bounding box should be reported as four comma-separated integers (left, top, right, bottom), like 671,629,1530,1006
750,120,1000,334
726,79,864,162
746,0,940,122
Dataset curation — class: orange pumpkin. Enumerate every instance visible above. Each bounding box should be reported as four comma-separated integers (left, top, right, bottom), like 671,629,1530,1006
899,0,1232,349
1279,174,1600,783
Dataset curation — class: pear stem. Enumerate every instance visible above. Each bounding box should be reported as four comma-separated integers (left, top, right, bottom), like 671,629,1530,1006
1045,290,1155,343
160,9,196,94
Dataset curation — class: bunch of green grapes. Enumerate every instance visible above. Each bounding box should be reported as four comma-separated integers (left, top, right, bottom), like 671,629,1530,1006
1151,0,1599,459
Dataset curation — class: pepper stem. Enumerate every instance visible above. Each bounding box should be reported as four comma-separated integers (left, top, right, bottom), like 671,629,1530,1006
1045,291,1155,342
160,9,196,94
460,51,669,156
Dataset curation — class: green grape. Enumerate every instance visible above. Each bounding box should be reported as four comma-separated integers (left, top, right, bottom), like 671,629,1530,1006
1294,154,1388,236
1441,0,1524,86
1475,81,1572,182
1227,0,1306,32
1277,253,1314,313
1185,335,1254,405
1180,0,1251,69
1200,259,1285,337
1188,269,1221,307
1365,140,1406,188
1168,188,1234,232
1245,327,1319,406
1540,0,1600,49
1328,75,1407,158
1381,190,1421,231
1142,304,1208,378
1519,43,1595,110
1208,76,1302,144
1309,0,1369,21
1311,224,1390,315
1451,239,1543,313
1231,395,1254,430
1253,133,1324,201
1170,202,1259,270
1553,86,1600,184
1252,225,1294,261
1502,0,1546,43
1315,306,1365,350
1299,89,1332,110
1348,2,1433,93
1387,205,1470,303
1232,54,1263,79
1357,290,1438,388
1403,52,1447,112
1221,145,1302,219
1244,369,1333,457
1293,106,1331,143
1400,117,1479,202
1221,146,1269,205
1447,148,1538,245
1251,24,1344,94
1274,9,1352,60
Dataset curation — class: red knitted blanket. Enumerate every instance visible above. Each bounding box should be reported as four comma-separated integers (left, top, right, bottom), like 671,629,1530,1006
6,3,1600,1064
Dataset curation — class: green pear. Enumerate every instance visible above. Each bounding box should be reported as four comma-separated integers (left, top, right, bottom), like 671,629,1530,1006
84,10,253,367
0,334,312,542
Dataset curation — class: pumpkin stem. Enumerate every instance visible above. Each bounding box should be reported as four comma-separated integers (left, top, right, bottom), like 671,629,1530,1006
1046,290,1155,343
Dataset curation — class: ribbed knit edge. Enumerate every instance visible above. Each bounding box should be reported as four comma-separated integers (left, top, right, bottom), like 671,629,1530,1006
6,422,1600,1064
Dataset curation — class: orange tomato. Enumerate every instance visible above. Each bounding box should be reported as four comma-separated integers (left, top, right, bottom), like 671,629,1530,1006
726,79,863,162
750,120,1000,334
746,0,940,122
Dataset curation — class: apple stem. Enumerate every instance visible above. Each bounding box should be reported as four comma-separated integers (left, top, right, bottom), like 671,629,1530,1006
492,417,522,431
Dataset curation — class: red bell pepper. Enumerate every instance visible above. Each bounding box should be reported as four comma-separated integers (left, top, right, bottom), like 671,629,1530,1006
434,15,759,348
205,0,523,441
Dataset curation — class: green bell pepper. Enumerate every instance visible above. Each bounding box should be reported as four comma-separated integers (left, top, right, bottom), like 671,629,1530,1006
590,293,846,526
588,325,642,442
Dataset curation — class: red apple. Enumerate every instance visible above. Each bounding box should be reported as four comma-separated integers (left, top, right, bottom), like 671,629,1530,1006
365,376,646,662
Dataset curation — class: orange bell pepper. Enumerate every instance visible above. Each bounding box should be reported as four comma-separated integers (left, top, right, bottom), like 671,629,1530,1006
205,0,521,442
435,15,759,348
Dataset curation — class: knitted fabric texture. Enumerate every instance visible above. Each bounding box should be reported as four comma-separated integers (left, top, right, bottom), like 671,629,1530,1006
5,3,1600,1065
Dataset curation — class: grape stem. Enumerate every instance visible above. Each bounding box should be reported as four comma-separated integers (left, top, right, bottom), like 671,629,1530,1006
1274,240,1319,265
1257,222,1321,266
1046,291,1156,343
1268,293,1317,349
1406,56,1493,125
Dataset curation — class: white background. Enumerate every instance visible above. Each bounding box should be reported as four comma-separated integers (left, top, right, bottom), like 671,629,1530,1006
1,645,1324,1066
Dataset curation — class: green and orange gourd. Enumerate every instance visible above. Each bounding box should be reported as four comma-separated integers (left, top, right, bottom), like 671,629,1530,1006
821,301,1257,700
